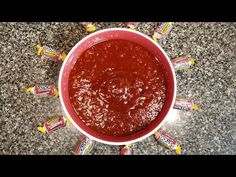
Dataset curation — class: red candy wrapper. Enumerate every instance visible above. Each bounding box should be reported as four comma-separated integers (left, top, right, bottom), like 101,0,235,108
126,22,139,30
26,84,59,97
171,56,195,71
36,44,66,62
154,130,181,154
73,136,95,155
37,115,71,134
174,97,198,111
120,145,133,155
80,22,96,32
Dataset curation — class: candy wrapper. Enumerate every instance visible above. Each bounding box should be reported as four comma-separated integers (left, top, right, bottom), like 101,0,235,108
171,56,195,71
73,136,95,155
37,115,71,134
80,22,96,32
120,144,133,155
154,130,181,155
173,97,198,111
26,84,59,97
126,22,139,30
36,44,67,62
152,22,174,41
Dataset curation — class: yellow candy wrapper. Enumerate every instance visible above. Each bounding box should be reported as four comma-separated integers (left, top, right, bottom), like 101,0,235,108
80,22,96,32
171,56,195,71
37,115,71,134
73,136,95,155
36,44,66,62
154,130,181,155
152,22,174,41
126,22,139,30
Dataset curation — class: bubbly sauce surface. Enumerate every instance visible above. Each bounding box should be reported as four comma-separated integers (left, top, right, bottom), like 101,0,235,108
68,39,166,136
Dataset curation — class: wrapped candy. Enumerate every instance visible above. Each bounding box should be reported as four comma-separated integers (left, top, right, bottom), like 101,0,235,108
173,97,198,111
152,22,174,41
120,144,133,155
36,44,67,62
171,56,195,71
80,22,96,32
126,22,139,30
154,130,181,155
26,84,59,97
37,115,71,134
73,136,95,155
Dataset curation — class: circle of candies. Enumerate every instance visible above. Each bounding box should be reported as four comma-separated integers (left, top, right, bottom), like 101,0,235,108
26,22,198,155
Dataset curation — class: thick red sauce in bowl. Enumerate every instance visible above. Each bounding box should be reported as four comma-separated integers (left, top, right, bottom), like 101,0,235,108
68,39,166,136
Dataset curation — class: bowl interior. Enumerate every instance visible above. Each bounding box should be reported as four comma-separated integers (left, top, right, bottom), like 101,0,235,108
59,29,176,145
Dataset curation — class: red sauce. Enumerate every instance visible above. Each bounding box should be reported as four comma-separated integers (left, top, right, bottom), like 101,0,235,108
68,39,166,136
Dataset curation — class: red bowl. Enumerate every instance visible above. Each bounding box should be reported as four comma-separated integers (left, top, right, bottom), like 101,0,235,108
59,28,176,145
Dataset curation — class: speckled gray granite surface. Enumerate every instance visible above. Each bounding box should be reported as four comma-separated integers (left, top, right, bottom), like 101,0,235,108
0,22,236,155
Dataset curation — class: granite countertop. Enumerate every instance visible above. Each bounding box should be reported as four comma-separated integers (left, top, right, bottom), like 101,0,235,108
0,22,235,155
